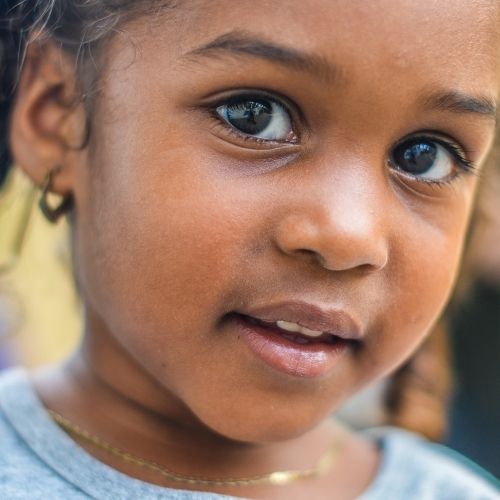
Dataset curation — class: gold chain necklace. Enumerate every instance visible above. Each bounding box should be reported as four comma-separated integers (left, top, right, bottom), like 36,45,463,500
48,410,343,487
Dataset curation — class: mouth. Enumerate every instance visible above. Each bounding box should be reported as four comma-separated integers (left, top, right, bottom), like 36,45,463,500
226,307,361,378
237,314,348,345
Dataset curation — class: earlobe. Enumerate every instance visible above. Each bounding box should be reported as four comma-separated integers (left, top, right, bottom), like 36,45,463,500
8,39,86,196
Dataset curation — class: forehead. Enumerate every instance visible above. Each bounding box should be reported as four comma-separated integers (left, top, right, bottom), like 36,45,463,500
186,0,499,50
161,0,500,94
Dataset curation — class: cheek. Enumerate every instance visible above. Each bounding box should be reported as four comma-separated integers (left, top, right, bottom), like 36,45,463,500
361,193,474,380
74,143,257,375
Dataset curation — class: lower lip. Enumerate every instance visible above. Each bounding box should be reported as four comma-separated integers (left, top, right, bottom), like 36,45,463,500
230,314,352,378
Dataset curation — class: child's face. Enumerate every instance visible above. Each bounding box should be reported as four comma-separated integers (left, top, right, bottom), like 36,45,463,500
69,0,498,442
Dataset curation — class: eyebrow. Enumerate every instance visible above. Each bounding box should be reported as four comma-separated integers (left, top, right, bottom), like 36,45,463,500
420,91,497,123
186,31,498,125
185,30,341,84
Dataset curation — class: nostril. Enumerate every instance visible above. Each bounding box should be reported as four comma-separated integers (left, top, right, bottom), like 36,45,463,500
292,247,386,273
298,248,317,258
295,249,337,272
294,248,323,265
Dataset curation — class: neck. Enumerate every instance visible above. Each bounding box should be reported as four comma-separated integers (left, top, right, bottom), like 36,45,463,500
31,317,343,464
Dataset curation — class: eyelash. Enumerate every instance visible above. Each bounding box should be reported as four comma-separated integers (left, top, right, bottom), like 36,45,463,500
206,93,478,185
396,134,478,187
209,115,283,145
207,91,301,145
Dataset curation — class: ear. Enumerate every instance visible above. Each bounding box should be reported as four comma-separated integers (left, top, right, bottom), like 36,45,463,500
9,38,88,196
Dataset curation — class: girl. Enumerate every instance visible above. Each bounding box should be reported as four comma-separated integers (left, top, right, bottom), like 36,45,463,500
0,1,499,498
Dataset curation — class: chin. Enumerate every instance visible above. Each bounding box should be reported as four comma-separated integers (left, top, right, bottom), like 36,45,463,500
193,401,332,445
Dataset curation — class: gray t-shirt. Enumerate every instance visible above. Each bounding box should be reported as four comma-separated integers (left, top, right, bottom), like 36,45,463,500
0,367,498,499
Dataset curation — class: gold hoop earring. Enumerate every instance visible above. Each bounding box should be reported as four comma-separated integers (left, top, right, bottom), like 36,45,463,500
38,167,73,223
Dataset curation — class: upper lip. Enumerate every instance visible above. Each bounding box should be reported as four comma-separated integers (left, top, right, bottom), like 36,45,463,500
239,301,363,341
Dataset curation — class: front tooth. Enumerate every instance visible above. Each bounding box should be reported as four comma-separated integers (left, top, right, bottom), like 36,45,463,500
299,326,324,338
276,320,323,338
276,320,301,333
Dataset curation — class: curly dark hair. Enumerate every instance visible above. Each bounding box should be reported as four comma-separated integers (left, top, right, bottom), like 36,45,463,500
0,0,175,187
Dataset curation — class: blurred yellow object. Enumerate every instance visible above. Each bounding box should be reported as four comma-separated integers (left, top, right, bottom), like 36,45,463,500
0,167,82,367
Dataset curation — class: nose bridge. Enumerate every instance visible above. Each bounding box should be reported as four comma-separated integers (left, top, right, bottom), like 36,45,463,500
275,160,389,272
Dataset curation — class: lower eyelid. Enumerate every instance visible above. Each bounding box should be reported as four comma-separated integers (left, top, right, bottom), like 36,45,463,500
389,169,463,199
207,114,295,151
390,160,469,191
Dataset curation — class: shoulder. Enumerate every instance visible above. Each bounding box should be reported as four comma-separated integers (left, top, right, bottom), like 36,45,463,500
0,368,237,500
0,368,90,499
361,426,500,500
0,368,40,469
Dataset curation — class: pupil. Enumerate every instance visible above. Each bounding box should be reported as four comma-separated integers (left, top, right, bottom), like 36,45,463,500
226,100,272,135
394,141,437,174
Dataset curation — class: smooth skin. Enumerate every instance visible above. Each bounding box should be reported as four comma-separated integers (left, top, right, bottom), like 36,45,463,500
9,1,499,498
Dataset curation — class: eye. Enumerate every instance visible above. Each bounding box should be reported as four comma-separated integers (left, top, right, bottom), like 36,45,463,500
216,96,296,142
390,137,466,182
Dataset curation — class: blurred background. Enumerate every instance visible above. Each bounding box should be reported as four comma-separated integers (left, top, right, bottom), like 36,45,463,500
1,164,499,478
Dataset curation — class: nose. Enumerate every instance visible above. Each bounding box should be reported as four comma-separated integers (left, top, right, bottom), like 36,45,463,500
274,169,389,273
